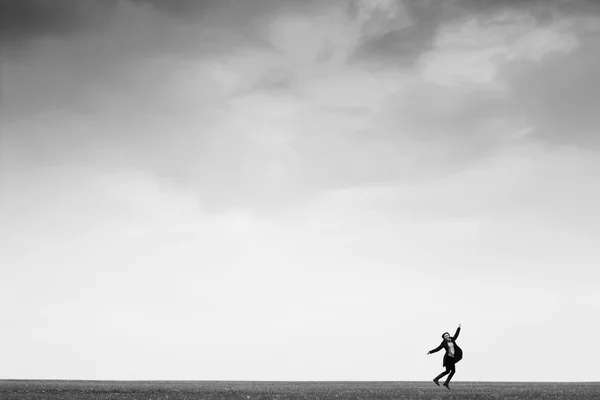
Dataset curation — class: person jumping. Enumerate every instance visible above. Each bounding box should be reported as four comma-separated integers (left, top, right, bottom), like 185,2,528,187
427,323,463,389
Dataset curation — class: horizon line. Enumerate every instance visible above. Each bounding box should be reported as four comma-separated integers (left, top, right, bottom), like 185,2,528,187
1,379,599,384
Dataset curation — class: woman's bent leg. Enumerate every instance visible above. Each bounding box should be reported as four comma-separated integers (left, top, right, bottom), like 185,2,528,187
434,367,450,382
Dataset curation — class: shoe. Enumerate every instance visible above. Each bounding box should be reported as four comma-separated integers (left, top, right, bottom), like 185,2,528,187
433,379,440,386
443,383,450,390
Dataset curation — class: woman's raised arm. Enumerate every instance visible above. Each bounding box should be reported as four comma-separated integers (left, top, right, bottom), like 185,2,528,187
453,323,461,340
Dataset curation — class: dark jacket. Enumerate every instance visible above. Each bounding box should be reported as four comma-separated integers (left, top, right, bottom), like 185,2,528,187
429,327,463,367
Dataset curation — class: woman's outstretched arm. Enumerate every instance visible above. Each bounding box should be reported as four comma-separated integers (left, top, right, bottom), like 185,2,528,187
427,342,444,355
453,323,461,340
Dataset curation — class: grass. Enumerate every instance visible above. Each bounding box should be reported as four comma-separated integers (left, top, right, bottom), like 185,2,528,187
1,380,599,399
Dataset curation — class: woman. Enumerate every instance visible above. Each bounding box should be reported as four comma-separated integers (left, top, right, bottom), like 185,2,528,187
426,323,463,389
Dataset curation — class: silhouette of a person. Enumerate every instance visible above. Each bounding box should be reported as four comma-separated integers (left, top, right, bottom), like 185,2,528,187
427,323,463,389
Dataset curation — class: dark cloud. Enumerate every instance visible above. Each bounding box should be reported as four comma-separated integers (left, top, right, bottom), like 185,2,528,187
0,0,112,46
129,0,219,16
500,29,600,147
350,0,600,68
0,0,335,118
131,0,319,18
350,0,513,68
350,0,453,68
432,0,600,20
351,24,437,68
0,0,328,57
0,0,260,47
463,0,600,15
0,0,270,117
350,0,600,152
0,0,223,41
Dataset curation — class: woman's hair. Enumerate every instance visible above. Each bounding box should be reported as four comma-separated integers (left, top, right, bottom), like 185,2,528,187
441,332,450,339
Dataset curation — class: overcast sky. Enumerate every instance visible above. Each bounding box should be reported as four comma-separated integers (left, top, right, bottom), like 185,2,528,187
1,0,599,382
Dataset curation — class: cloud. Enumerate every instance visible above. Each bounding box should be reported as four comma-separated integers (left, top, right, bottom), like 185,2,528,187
1,0,371,212
0,0,327,50
349,0,441,68
3,0,600,216
349,0,599,68
128,0,219,16
500,18,600,147
351,2,596,173
0,0,332,117
0,0,111,46
0,0,238,47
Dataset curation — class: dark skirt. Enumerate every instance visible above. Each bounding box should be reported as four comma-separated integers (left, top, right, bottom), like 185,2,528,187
443,349,462,367
443,355,455,368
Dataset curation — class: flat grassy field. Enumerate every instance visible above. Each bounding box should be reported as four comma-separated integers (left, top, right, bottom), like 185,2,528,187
1,380,599,399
